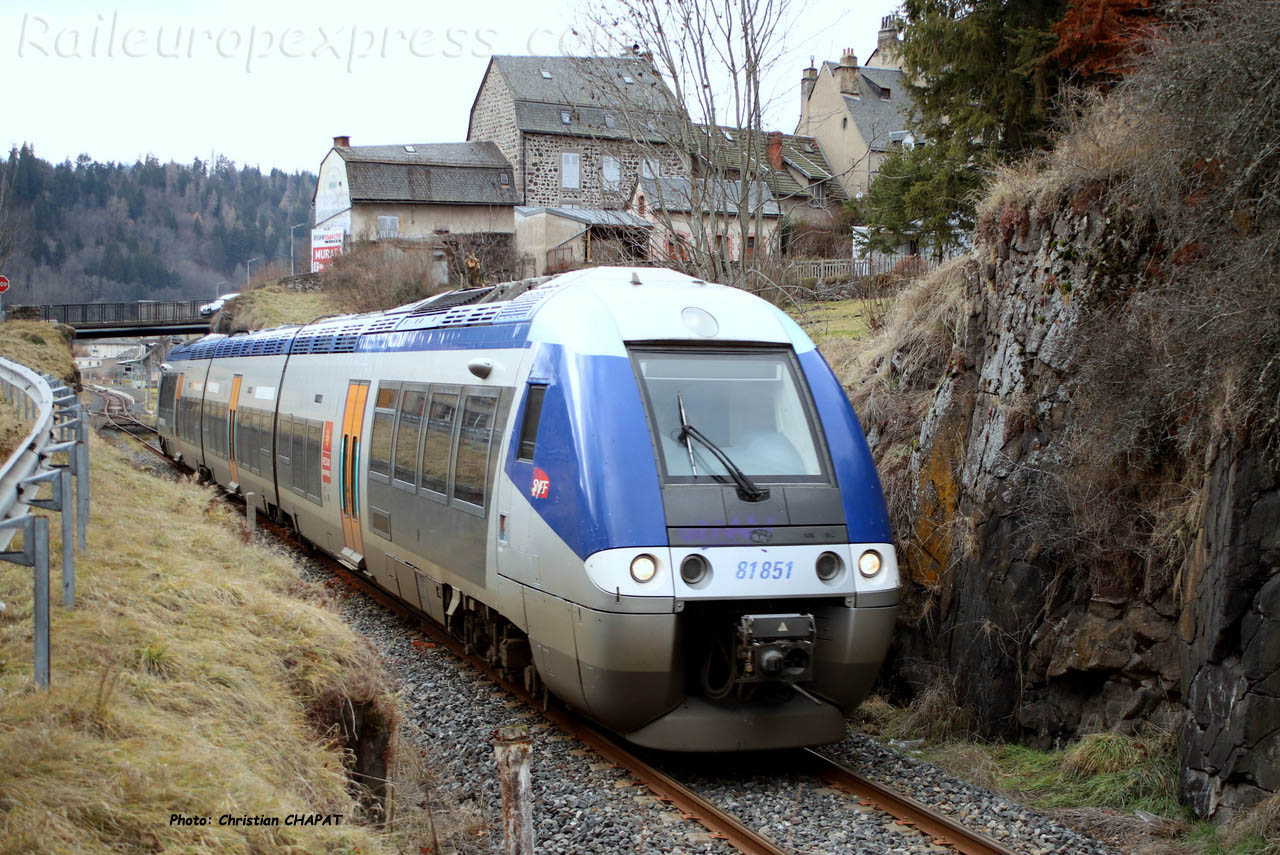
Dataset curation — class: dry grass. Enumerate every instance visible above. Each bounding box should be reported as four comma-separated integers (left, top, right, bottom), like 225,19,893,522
0,393,27,461
224,285,346,334
0,430,426,854
319,242,444,315
0,320,78,386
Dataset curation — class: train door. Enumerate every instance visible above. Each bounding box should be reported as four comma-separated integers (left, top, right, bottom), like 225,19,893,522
228,374,243,486
339,380,371,563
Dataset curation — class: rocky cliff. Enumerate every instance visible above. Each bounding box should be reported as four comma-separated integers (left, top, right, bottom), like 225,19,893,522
852,189,1279,821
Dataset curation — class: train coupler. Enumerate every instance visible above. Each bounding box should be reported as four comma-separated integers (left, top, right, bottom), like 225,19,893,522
735,613,814,684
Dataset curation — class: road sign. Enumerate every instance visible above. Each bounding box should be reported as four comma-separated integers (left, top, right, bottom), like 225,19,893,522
0,276,9,293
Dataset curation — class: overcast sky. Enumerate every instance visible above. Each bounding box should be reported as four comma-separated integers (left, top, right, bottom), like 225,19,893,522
4,0,902,174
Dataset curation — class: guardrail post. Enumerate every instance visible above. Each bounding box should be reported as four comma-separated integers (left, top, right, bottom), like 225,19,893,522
26,463,75,608
76,409,89,549
0,515,51,687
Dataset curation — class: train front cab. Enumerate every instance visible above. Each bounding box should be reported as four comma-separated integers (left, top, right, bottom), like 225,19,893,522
502,313,898,752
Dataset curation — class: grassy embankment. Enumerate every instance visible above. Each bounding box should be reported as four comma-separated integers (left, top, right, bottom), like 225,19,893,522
222,284,347,334
0,326,434,854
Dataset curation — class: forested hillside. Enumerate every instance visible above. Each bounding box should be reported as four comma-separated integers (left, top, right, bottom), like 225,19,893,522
0,145,315,305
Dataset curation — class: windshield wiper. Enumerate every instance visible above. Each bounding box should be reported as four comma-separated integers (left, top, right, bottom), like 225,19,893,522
676,392,771,503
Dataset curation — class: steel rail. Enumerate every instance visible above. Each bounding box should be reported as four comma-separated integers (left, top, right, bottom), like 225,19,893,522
108,423,1018,855
799,749,1020,855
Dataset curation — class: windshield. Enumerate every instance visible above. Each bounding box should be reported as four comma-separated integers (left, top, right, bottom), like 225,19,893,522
632,349,827,483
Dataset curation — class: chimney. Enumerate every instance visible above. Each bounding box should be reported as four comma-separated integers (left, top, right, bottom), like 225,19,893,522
333,135,350,148
876,15,900,59
767,132,783,171
800,62,818,120
836,48,860,96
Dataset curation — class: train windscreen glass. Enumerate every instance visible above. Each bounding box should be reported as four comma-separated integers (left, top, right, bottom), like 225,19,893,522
633,350,827,483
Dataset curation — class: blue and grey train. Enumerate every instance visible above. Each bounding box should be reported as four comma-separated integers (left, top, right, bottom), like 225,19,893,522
158,267,898,751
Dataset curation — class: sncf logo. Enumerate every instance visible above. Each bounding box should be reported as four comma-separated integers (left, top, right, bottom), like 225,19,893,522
531,467,550,500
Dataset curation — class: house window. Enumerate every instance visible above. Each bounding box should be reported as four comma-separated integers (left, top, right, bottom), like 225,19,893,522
602,156,621,191
641,158,660,179
561,110,572,124
623,75,634,84
561,152,580,189
541,69,552,79
745,235,757,260
377,216,399,238
810,181,826,206
604,114,616,129
880,88,891,100
637,195,646,217
500,172,510,186
842,117,848,130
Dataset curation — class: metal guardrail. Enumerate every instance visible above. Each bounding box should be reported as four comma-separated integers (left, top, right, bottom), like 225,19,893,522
14,299,206,325
0,357,90,688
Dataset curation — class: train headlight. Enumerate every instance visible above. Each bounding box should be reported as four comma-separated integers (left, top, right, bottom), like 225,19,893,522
858,549,883,578
816,551,843,581
630,554,658,583
680,554,709,585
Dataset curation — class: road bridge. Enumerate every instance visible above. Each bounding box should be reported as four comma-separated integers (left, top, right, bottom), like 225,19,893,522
7,300,212,339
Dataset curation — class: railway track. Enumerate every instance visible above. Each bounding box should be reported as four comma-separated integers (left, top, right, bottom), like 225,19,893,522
105,420,1020,855
88,386,163,452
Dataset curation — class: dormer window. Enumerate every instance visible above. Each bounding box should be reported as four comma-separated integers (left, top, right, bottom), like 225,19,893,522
541,69,552,79
404,145,416,153
604,114,616,128
500,173,510,186
561,110,572,124
722,129,734,142
623,75,635,84
880,88,891,101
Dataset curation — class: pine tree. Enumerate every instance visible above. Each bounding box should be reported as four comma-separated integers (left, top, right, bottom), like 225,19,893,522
857,0,1069,252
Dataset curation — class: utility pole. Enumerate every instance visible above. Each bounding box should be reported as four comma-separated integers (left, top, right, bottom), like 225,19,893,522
290,222,308,276
245,257,260,288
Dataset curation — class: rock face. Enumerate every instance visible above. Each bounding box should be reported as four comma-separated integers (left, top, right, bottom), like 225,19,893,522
885,195,1280,821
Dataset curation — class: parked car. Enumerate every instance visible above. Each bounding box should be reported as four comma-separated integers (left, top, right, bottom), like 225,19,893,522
199,293,239,317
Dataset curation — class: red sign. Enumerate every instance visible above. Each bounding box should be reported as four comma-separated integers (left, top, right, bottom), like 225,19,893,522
0,276,9,293
320,421,334,483
531,467,550,500
311,229,345,273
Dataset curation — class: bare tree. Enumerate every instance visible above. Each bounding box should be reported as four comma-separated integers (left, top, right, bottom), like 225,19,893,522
574,0,802,292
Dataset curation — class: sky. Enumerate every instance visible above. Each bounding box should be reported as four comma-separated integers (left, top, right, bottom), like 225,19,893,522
2,0,902,174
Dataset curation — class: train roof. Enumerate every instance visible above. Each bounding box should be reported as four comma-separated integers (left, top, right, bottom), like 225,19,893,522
166,267,812,362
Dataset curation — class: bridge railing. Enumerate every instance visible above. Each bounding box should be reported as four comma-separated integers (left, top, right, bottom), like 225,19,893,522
15,300,206,325
0,357,90,688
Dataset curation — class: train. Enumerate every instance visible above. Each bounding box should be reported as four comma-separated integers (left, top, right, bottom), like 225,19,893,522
157,266,898,751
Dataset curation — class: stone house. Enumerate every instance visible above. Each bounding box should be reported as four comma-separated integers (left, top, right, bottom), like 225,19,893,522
313,137,520,241
467,55,687,209
795,19,914,199
627,176,780,263
694,125,847,254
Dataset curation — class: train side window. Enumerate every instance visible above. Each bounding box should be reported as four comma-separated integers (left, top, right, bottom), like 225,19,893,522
369,384,399,481
453,394,496,511
306,420,323,504
291,419,307,495
420,391,457,499
516,384,547,462
393,387,426,489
